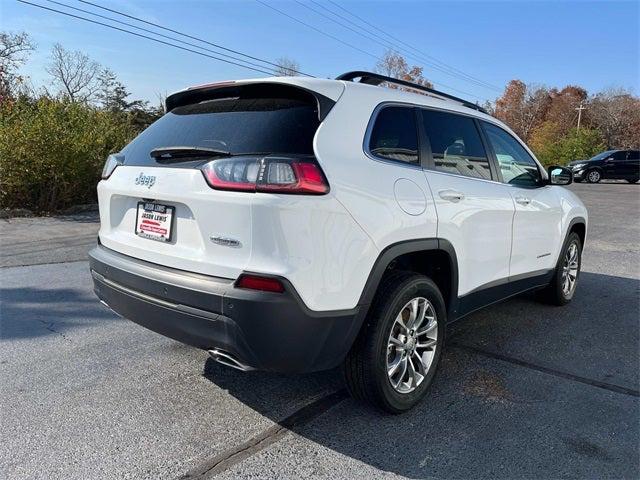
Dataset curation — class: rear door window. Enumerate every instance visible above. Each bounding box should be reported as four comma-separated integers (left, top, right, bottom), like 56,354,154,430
420,109,492,180
368,106,419,165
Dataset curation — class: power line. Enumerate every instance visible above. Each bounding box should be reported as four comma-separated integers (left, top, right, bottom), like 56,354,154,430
255,0,482,100
17,0,277,76
254,0,378,61
325,0,501,92
42,0,291,75
75,0,312,77
305,0,500,92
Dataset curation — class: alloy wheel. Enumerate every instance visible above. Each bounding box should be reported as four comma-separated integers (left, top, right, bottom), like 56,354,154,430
561,242,579,296
588,170,601,183
386,297,438,394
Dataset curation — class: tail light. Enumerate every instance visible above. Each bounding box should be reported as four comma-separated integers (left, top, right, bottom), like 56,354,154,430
201,157,329,194
235,274,285,293
101,154,123,179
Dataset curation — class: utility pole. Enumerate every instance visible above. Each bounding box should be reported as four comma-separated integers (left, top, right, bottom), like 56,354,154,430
575,103,586,131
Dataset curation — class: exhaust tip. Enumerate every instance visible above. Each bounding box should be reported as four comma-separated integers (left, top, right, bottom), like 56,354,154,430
208,349,255,372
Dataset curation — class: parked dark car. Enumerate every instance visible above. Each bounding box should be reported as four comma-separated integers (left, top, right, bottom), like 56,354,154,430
569,150,640,183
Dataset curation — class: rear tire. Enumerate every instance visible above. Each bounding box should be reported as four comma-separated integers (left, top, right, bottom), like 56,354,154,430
343,271,446,413
586,169,602,183
537,232,582,306
627,178,639,184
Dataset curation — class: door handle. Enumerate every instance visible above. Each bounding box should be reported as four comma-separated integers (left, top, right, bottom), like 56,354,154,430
515,196,531,206
439,190,465,202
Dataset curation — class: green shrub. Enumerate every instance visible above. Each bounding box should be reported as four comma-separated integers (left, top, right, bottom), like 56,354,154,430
530,123,605,167
0,96,136,212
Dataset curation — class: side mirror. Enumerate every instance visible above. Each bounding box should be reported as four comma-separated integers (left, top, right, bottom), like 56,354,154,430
548,166,573,185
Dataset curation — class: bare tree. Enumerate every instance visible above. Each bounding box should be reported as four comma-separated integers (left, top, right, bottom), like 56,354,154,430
589,88,640,149
46,43,100,102
274,57,300,76
375,50,433,91
0,31,35,98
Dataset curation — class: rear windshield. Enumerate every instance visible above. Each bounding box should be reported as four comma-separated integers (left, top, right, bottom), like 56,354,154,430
121,85,320,165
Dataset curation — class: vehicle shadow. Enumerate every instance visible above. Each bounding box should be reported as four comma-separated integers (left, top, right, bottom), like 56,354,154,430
0,285,114,340
201,271,639,479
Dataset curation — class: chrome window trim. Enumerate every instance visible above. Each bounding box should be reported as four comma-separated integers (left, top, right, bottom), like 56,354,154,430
424,168,506,187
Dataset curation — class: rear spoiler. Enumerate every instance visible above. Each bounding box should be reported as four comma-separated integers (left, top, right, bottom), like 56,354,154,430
165,82,336,122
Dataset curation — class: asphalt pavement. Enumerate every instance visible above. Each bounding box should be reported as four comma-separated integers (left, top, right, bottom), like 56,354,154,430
1,181,638,479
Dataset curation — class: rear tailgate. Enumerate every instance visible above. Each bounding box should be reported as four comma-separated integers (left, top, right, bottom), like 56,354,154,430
96,80,344,279
98,165,252,279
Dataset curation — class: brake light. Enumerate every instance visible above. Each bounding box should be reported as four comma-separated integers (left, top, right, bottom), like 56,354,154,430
235,274,285,293
201,157,329,194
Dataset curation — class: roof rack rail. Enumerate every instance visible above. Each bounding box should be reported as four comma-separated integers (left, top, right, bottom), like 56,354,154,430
336,71,487,114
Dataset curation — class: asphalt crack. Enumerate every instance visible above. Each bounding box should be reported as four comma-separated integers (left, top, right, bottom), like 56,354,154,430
452,343,640,398
177,389,348,479
41,321,71,342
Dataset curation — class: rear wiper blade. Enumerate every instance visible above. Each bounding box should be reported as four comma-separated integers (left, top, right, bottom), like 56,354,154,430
150,146,231,162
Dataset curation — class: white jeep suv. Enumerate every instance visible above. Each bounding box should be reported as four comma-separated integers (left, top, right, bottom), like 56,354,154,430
90,71,587,413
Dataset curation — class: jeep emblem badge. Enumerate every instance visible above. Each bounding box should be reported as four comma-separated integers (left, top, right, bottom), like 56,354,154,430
135,172,156,188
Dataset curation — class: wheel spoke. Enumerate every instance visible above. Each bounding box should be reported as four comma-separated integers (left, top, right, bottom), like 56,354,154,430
412,351,425,372
407,298,420,329
413,301,429,331
417,338,437,349
393,356,408,388
389,336,404,348
388,355,402,378
406,356,417,388
408,354,425,387
395,311,408,332
417,317,436,337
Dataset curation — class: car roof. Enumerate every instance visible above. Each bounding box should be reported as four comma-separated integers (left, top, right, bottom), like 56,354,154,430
171,75,512,134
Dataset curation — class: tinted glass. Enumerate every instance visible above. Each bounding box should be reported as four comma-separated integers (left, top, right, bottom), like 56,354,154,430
420,109,491,179
612,151,627,160
590,150,616,161
368,106,419,165
483,122,542,187
120,87,320,166
628,151,640,160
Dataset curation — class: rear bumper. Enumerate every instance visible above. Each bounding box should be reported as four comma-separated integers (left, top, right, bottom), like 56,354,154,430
89,245,363,373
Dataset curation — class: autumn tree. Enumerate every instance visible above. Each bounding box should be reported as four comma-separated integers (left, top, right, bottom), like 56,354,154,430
0,31,35,99
375,50,433,91
546,85,588,135
588,89,640,149
46,43,100,102
274,57,300,76
493,80,551,143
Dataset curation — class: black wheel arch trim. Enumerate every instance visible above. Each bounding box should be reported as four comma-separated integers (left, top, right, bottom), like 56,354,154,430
566,216,587,247
355,238,459,319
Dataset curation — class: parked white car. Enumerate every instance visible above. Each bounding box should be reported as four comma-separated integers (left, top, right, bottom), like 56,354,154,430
90,71,587,412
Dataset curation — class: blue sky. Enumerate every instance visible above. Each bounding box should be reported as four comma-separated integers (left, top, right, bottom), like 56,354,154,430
3,0,639,104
